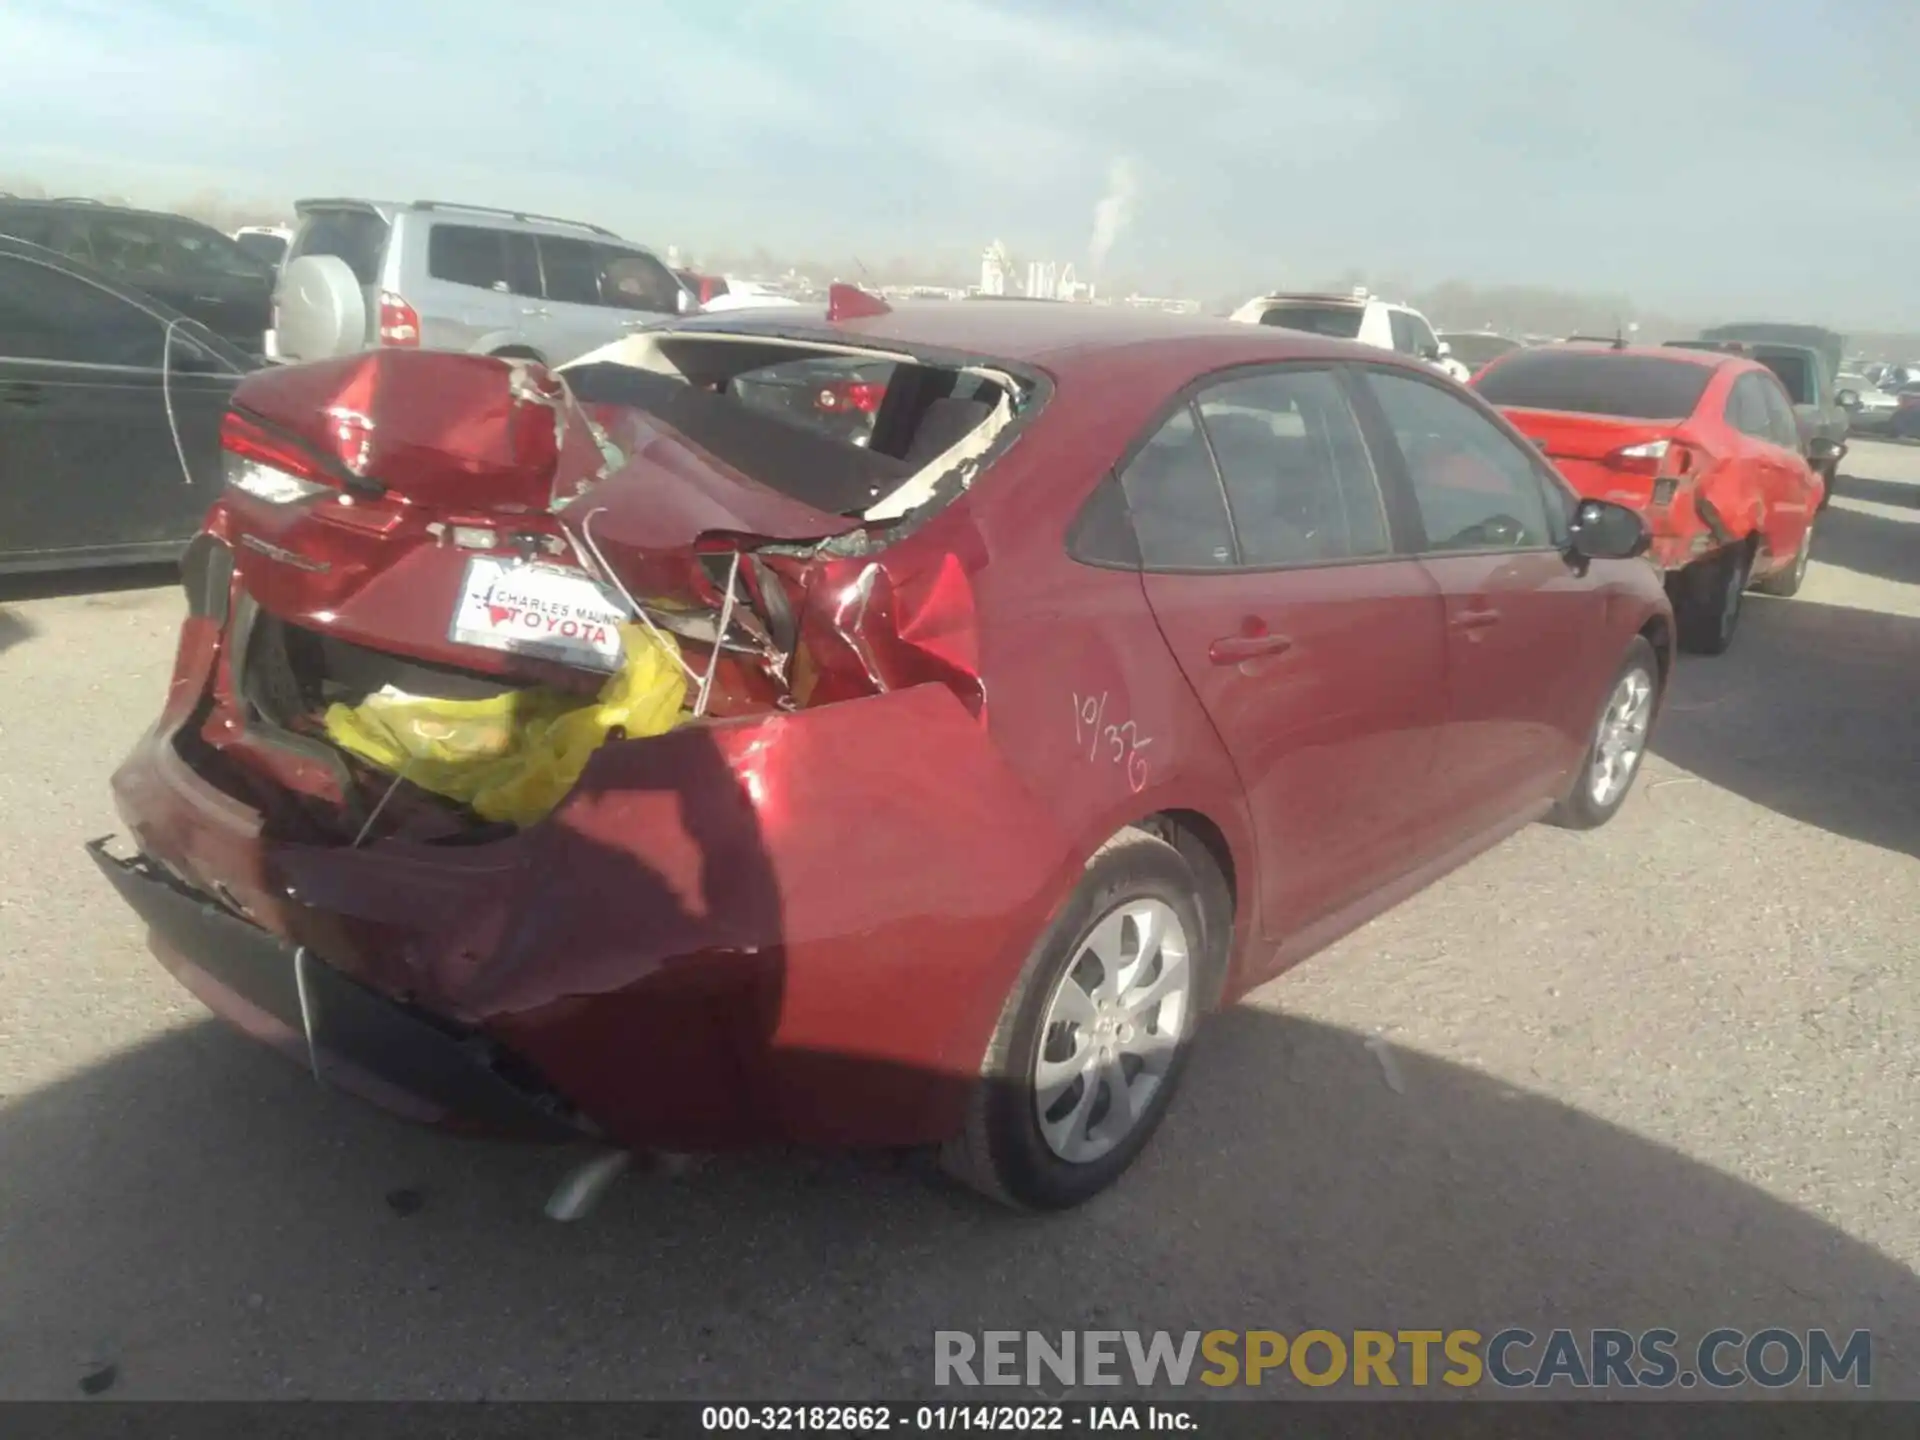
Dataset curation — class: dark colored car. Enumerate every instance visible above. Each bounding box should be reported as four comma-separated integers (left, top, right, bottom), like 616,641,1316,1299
1475,344,1825,655
1438,331,1523,374
0,236,253,574
93,295,1670,1210
0,198,275,355
728,354,895,446
1668,339,1846,505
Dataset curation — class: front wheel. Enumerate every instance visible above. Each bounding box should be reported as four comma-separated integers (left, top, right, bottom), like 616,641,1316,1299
1548,636,1661,830
942,828,1207,1210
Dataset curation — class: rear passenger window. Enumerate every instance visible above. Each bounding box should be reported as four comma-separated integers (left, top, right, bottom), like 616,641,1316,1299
428,224,538,295
1364,370,1554,553
1758,378,1802,450
1195,369,1390,565
1117,405,1236,569
599,248,682,314
1724,374,1774,440
538,236,602,305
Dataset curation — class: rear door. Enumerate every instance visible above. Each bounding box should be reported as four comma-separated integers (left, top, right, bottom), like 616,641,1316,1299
419,222,541,355
1121,365,1449,940
1354,366,1605,839
1722,372,1800,550
0,253,233,563
532,238,681,363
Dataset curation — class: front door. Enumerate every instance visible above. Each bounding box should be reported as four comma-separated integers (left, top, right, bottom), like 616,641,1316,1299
1353,366,1608,839
0,252,233,563
1120,366,1449,942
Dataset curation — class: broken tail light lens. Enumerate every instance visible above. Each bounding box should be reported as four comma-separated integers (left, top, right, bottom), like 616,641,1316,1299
815,380,886,415
1607,437,1703,484
378,291,421,347
221,410,334,505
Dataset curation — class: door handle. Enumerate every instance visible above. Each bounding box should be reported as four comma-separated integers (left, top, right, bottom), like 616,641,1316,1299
519,306,551,318
193,294,223,304
1209,631,1294,664
0,382,43,408
1451,606,1501,631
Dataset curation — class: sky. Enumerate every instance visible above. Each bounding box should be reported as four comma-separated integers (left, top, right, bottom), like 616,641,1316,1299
3,0,1917,326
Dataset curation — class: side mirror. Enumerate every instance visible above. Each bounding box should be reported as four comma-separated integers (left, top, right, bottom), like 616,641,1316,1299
1419,342,1441,362
1807,436,1844,464
1836,389,1860,410
1568,498,1650,561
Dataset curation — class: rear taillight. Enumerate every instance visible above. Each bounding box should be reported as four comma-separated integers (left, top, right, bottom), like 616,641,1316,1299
221,410,334,505
1606,437,1703,484
378,291,420,347
815,380,886,415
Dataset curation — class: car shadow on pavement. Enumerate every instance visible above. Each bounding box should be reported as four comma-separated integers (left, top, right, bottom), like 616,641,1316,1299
1653,594,1920,860
0,608,32,655
1811,495,1920,588
1832,472,1920,511
0,563,180,606
1,1004,1912,1400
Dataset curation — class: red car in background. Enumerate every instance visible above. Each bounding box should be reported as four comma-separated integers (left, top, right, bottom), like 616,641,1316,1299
1473,344,1826,654
93,297,1671,1211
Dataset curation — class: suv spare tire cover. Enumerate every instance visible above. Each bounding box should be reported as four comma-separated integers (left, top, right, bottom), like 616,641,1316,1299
275,254,367,363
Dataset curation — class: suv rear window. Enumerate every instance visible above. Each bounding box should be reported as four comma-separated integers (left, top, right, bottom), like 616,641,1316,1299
290,209,390,287
1257,303,1364,339
1473,351,1713,420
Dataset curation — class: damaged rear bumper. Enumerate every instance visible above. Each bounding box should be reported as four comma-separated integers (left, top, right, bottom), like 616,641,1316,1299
87,838,587,1142
102,681,1079,1152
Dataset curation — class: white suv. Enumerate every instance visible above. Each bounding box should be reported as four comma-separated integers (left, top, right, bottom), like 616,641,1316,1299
1229,288,1471,382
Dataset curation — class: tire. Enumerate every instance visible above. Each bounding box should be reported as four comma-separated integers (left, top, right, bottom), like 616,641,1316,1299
1818,461,1836,511
941,828,1209,1210
1548,636,1662,830
1673,542,1751,656
1755,514,1814,598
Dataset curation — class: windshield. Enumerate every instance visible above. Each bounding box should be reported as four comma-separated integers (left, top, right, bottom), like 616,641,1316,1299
1474,350,1713,420
1257,303,1364,339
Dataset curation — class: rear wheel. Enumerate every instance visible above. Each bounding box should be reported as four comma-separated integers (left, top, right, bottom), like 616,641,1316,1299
1818,461,1837,511
941,828,1206,1210
1548,636,1660,830
1673,542,1750,655
1755,515,1815,597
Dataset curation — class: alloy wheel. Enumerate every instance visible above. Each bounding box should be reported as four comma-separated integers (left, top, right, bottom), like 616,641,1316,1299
1033,899,1191,1164
1589,667,1655,808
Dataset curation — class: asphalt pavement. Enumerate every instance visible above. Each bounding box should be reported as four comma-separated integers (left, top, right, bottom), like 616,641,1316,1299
1,445,1917,1400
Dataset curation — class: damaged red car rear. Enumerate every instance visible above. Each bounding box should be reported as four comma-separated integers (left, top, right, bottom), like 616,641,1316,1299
95,294,1673,1209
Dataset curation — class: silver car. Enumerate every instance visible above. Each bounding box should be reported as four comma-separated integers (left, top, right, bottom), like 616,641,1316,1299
269,199,692,367
1836,371,1900,433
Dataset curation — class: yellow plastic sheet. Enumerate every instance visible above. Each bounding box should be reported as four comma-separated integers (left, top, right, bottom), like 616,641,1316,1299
322,623,687,827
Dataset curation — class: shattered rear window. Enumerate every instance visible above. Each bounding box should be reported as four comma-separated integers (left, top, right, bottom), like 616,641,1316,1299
564,339,1020,520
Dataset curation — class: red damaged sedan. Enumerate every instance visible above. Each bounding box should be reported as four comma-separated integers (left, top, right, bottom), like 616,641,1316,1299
93,291,1673,1210
1472,343,1826,655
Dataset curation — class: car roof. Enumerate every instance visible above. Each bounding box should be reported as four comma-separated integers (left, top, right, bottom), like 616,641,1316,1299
668,299,1410,375
0,196,218,227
